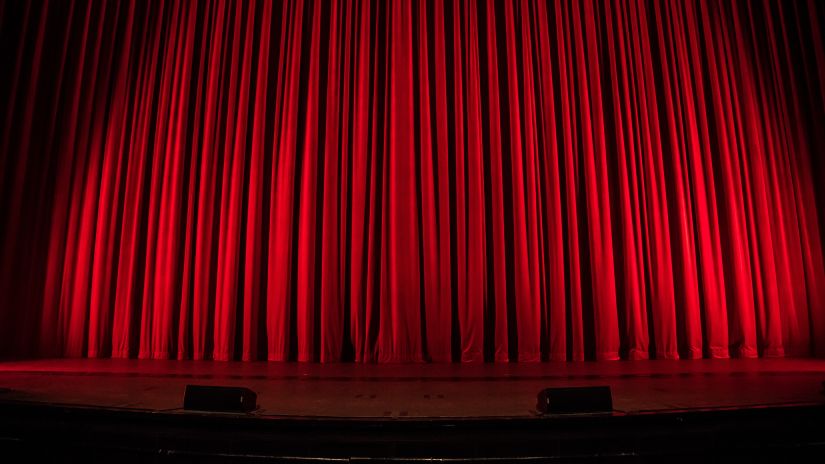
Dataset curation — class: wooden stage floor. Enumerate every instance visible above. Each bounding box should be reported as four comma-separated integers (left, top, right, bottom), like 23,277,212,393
1,358,824,418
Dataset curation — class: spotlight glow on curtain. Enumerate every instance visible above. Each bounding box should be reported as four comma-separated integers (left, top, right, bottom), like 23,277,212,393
1,0,825,362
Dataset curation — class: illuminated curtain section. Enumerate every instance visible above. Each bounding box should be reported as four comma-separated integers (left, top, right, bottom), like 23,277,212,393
1,0,825,362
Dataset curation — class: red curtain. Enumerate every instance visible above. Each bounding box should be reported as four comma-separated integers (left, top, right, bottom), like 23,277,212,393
1,0,825,362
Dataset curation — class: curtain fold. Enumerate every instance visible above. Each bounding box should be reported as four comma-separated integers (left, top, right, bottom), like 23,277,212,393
1,0,824,362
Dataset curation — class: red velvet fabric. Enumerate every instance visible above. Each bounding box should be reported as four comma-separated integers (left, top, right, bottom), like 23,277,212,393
1,0,824,362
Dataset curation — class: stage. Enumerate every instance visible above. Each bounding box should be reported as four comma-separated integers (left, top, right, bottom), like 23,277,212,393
3,0,825,460
1,359,825,461
1,358,824,417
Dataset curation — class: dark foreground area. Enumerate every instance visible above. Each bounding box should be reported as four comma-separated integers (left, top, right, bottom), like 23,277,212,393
1,401,825,463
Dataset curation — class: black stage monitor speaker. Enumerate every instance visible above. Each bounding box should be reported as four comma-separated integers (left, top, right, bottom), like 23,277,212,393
184,385,257,413
536,386,612,414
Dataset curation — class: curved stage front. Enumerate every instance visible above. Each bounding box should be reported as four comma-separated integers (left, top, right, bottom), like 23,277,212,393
1,359,824,462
